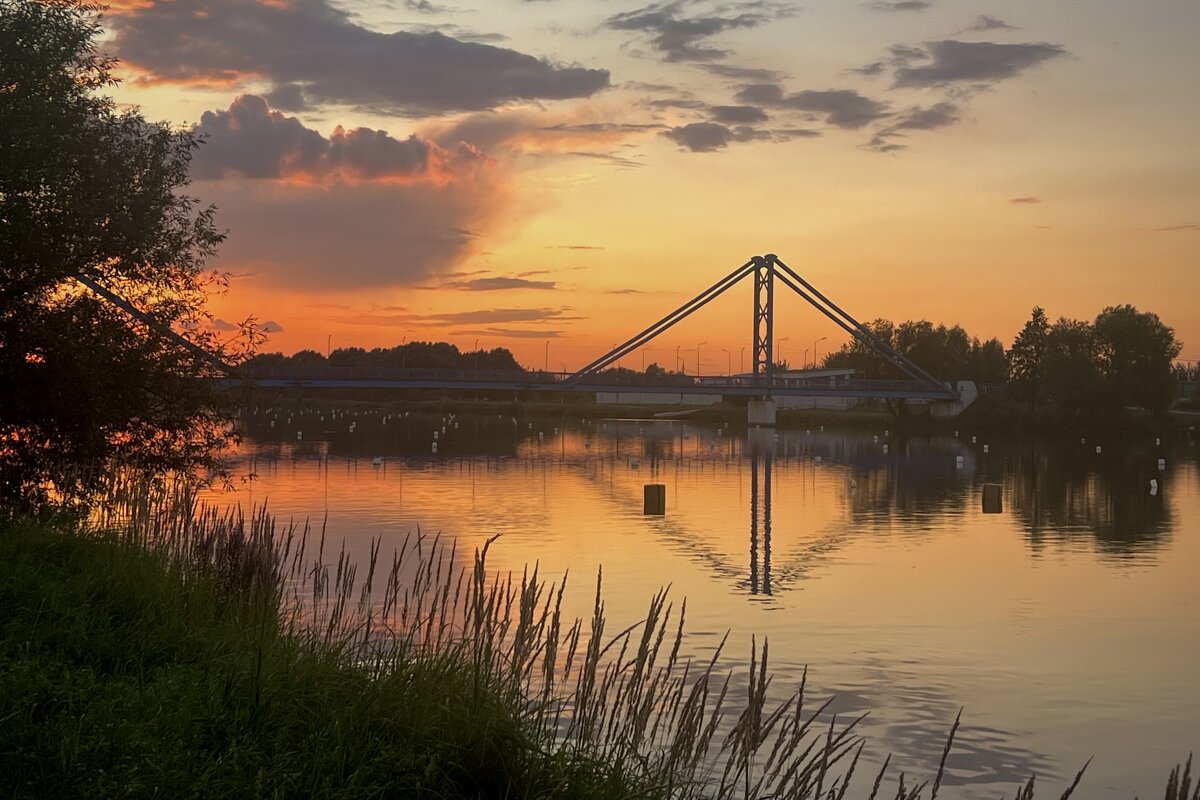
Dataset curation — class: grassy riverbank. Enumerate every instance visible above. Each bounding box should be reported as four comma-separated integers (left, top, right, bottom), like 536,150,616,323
2,507,1195,799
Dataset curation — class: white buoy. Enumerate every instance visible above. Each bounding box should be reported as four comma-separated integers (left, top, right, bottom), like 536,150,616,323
433,430,439,440
296,431,302,440
884,429,889,437
971,435,977,444
372,457,382,468
954,430,959,437
1155,437,1161,446
806,429,811,436
432,442,438,453
983,444,989,453
955,455,964,469
1150,479,1158,496
538,431,544,440
1158,458,1166,470
1095,445,1102,454
1081,437,1086,445
882,444,889,454
873,435,879,443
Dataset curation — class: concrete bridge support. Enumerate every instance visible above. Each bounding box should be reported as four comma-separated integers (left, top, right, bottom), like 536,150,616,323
748,398,777,426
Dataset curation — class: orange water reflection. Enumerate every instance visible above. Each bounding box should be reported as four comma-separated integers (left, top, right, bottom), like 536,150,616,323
201,410,1200,798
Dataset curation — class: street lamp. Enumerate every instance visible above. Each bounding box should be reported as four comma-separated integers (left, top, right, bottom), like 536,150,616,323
803,348,809,370
326,334,331,359
641,346,652,372
740,347,746,375
474,339,479,372
544,340,549,372
777,336,790,369
696,341,708,376
813,336,827,369
721,348,731,376
676,345,681,374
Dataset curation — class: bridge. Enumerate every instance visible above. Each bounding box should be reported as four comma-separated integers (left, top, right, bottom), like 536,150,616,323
80,253,973,423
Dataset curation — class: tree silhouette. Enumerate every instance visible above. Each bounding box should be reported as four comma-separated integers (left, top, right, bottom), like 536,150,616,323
0,1,253,508
1008,307,1050,410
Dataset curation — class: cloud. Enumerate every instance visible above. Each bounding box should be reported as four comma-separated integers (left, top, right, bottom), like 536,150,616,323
866,1,932,11
735,85,890,129
891,40,1067,88
448,277,558,290
404,0,454,13
108,0,609,114
427,308,583,324
188,98,508,289
459,328,567,338
866,101,960,151
548,245,605,250
207,318,238,331
605,0,791,63
1009,196,1041,204
961,15,1015,33
710,104,769,124
1153,223,1198,231
195,95,489,183
662,122,754,151
261,320,285,333
698,63,787,81
851,61,886,77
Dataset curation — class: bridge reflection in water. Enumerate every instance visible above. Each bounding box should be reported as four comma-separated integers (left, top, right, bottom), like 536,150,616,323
749,448,772,596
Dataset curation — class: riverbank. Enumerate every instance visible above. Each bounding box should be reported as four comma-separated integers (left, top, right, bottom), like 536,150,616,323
0,515,651,798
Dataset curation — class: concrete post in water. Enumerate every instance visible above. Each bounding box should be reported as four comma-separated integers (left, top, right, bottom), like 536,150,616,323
644,484,666,515
747,399,777,426
982,484,1003,513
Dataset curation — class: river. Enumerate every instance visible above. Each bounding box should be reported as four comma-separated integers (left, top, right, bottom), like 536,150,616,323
203,406,1200,798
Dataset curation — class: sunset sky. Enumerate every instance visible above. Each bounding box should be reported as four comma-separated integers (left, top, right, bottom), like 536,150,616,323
102,0,1200,372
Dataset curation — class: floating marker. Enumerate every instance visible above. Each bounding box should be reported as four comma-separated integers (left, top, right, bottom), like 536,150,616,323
1155,437,1161,446
814,456,822,464
1081,437,1086,445
873,435,879,443
433,430,439,440
296,431,302,440
643,484,666,515
884,429,889,437
983,444,989,453
1158,458,1166,470
982,484,1003,514
372,457,382,469
431,442,438,453
882,444,889,454
806,429,811,436
1150,479,1159,495
954,430,959,437
1095,445,1102,454
538,431,544,440
956,455,965,469
971,435,977,444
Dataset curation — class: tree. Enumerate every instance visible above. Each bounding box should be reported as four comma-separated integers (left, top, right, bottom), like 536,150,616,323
1,1,251,509
1043,317,1101,417
1092,305,1181,414
1007,307,1050,409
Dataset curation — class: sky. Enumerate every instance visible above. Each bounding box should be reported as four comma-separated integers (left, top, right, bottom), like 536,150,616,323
101,0,1200,372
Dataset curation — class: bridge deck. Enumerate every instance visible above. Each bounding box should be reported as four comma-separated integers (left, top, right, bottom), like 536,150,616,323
228,367,958,401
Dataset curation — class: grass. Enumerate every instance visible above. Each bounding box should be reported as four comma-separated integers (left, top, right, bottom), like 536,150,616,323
2,482,1196,799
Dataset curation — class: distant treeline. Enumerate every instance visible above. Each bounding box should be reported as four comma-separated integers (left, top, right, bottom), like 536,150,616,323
822,305,1184,416
246,342,523,372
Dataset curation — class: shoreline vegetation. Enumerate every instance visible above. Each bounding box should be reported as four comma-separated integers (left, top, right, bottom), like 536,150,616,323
2,487,1196,799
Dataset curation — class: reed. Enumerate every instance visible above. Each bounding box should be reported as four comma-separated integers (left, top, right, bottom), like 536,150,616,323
1,480,1193,799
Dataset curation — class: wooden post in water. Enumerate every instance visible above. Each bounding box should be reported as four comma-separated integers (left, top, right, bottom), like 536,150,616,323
644,484,666,515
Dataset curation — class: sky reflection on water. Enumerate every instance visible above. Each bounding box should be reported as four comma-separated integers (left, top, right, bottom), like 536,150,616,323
202,408,1200,798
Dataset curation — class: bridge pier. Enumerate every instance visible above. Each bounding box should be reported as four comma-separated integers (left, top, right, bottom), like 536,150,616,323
747,398,777,426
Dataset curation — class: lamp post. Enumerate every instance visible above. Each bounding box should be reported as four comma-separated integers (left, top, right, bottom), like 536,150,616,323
326,334,331,359
721,348,731,376
696,341,708,376
474,339,479,372
777,336,790,369
813,336,827,369
544,340,549,372
641,346,652,372
676,345,681,374
740,347,746,375
803,348,809,370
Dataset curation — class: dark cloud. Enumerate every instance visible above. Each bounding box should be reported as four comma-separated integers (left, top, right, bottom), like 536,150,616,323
264,82,308,111
400,23,510,44
109,0,609,114
429,308,582,324
892,40,1066,88
866,0,932,11
565,151,647,168
459,328,567,338
195,95,479,182
962,15,1015,33
208,318,238,331
698,63,787,81
261,320,285,333
710,104,769,124
866,101,960,151
1010,196,1041,204
647,97,709,110
403,0,454,13
1154,223,1199,232
449,277,558,290
851,61,886,77
605,0,791,63
608,288,643,295
735,85,890,129
660,122,809,152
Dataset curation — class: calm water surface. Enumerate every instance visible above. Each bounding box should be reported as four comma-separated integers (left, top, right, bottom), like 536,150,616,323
205,408,1200,798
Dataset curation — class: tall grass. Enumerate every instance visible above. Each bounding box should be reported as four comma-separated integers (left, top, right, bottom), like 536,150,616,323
3,477,1195,798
